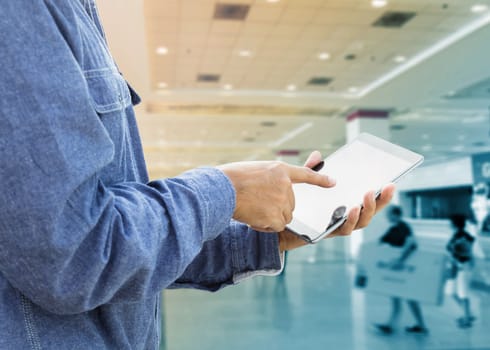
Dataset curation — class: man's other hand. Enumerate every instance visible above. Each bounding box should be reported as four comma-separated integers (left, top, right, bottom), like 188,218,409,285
278,151,395,252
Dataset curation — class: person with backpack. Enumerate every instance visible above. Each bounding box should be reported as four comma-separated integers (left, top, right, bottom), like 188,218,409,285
447,214,476,328
374,205,429,335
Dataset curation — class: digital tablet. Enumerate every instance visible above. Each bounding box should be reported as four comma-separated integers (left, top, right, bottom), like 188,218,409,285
287,133,424,243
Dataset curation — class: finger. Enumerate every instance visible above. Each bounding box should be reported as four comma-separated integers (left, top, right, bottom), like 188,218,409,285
303,150,323,168
330,206,361,237
283,208,293,225
267,213,288,233
287,185,295,212
374,183,396,214
287,165,336,187
356,191,376,229
282,187,294,225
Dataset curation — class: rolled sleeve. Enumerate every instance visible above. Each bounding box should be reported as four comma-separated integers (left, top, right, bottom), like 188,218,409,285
172,222,283,291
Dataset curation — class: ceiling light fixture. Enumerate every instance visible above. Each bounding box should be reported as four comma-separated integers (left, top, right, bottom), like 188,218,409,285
223,84,233,90
266,0,281,3
348,87,358,93
286,84,297,91
393,55,406,63
156,46,169,55
371,0,388,8
471,4,488,13
318,52,330,60
238,50,252,57
157,82,168,89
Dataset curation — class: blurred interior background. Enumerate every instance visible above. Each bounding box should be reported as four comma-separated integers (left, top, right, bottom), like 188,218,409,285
97,1,490,349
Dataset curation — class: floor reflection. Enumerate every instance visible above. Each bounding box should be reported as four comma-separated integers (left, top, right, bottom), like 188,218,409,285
163,243,490,350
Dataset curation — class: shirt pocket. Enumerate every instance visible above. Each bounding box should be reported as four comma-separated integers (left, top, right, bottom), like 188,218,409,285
83,67,132,184
84,67,132,114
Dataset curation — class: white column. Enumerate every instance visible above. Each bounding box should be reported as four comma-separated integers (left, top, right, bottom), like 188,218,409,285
346,110,391,348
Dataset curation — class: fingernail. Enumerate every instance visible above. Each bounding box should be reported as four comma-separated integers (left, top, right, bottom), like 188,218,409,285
327,176,336,185
312,161,324,172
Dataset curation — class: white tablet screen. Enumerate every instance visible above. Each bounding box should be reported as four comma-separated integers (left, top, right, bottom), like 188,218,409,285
289,133,423,242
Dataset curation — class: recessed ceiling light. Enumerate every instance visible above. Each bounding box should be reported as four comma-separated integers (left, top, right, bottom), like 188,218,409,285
318,52,330,60
266,0,281,3
422,144,432,151
238,50,252,57
348,87,358,93
422,133,430,140
393,55,406,63
156,46,169,55
223,84,233,90
286,84,297,91
157,82,168,89
371,0,388,8
471,4,488,13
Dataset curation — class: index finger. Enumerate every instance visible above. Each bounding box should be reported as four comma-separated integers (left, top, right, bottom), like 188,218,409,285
286,165,336,188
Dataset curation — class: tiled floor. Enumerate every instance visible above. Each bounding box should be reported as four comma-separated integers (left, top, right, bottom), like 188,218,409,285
162,244,490,350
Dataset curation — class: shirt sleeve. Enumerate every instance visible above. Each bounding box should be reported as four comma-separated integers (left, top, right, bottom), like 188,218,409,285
0,0,256,315
171,222,283,291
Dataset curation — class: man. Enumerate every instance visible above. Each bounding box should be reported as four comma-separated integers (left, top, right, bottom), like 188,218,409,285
0,1,394,349
375,205,428,335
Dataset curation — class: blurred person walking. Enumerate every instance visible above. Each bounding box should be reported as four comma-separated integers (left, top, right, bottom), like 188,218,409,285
447,214,476,328
374,205,429,335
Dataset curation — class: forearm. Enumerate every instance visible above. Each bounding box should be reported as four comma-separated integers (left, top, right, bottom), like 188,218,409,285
0,166,236,314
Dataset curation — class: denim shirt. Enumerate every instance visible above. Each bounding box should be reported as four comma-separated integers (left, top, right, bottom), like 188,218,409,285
0,1,282,349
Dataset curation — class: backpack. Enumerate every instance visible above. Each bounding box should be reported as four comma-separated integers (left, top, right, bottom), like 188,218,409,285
450,235,473,261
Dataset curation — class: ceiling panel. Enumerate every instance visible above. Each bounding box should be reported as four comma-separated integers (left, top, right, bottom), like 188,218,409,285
108,0,490,176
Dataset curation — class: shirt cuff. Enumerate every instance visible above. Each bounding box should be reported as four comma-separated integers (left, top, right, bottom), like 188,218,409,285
233,249,285,284
228,221,284,284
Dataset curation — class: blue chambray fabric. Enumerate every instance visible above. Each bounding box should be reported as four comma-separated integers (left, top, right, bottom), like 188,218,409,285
0,1,281,349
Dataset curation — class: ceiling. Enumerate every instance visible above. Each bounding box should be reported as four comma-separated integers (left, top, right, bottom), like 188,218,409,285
97,0,490,179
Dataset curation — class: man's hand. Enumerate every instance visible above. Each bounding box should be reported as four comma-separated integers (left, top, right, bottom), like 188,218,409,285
217,160,336,233
278,151,395,252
